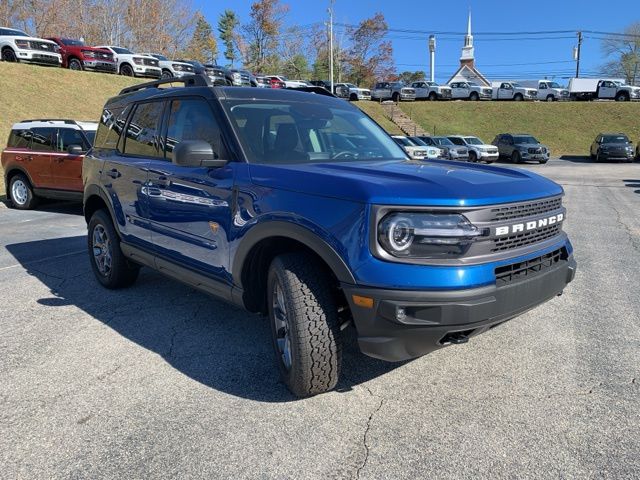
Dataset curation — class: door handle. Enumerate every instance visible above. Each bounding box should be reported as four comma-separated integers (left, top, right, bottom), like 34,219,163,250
106,169,121,179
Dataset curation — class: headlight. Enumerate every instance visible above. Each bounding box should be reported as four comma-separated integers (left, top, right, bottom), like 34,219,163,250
15,39,30,49
172,64,184,71
429,149,438,156
378,213,481,259
133,57,143,65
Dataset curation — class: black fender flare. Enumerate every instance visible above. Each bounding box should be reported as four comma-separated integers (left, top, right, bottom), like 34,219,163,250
232,221,357,287
4,165,35,194
83,183,117,225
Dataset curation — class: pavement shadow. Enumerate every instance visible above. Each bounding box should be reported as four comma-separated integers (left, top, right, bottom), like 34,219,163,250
623,179,640,194
6,236,406,403
559,155,592,163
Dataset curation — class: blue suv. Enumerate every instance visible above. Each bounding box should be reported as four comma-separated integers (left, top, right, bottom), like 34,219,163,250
83,76,576,397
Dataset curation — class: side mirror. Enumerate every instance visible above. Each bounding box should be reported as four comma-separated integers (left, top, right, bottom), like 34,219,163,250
172,140,228,168
67,144,83,155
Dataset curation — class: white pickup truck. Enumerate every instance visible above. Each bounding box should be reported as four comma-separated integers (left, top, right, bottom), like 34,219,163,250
568,78,640,101
448,81,492,101
520,80,569,102
410,81,452,100
491,81,537,101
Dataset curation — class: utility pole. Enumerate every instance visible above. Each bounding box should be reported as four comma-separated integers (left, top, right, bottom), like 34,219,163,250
328,0,334,93
575,31,582,78
429,35,436,83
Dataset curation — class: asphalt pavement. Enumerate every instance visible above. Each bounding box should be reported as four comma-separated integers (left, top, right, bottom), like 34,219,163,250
1,157,639,479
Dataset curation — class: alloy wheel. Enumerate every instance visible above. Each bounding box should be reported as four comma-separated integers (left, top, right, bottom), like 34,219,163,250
92,224,113,276
272,280,292,371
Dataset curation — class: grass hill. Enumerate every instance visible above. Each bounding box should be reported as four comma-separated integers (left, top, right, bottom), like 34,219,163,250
394,101,640,156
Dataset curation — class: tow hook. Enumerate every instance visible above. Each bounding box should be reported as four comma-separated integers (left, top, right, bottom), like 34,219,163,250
441,330,472,345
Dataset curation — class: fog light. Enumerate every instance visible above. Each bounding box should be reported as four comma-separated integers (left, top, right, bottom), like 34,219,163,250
396,307,406,322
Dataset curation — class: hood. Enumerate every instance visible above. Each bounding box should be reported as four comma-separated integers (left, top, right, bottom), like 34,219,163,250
516,143,546,149
248,160,562,207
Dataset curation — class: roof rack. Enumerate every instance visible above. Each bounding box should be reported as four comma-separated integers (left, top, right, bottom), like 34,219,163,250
119,74,212,95
20,119,80,124
285,86,336,97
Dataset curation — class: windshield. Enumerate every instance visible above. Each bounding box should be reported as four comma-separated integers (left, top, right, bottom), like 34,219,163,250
62,38,84,46
513,135,539,144
468,82,478,87
464,136,484,145
426,82,437,86
345,83,357,88
548,82,563,88
602,135,629,143
409,137,427,146
0,28,29,37
511,82,522,87
393,137,413,147
111,47,133,54
432,137,454,146
224,100,407,164
153,54,168,61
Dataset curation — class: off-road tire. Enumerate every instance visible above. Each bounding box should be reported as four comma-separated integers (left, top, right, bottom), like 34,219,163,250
511,151,521,164
2,47,17,62
120,64,134,77
88,209,140,289
69,58,83,70
267,253,341,398
8,173,38,209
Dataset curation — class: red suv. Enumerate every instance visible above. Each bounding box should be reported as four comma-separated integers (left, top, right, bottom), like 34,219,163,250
46,37,116,73
2,119,97,209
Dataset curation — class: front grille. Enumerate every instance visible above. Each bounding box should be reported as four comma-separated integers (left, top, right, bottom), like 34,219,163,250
143,58,158,67
490,197,562,222
457,149,467,154
31,41,55,52
528,147,543,154
492,224,562,252
495,248,565,286
362,90,371,95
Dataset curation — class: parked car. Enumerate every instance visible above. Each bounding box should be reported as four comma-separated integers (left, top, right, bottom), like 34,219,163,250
589,133,635,162
447,135,498,163
264,76,286,88
83,75,576,397
175,59,205,74
334,83,371,101
230,69,258,87
203,64,233,85
449,81,492,101
2,119,97,209
410,81,452,101
520,80,569,102
254,75,270,88
309,80,331,91
490,81,537,101
492,133,550,164
0,27,61,66
568,78,640,101
94,45,161,78
407,137,442,159
391,135,437,160
417,136,469,161
371,82,416,102
141,53,195,79
47,37,115,73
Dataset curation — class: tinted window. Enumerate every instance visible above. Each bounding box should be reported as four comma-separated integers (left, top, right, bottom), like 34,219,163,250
8,129,31,148
30,128,56,152
95,105,130,149
513,136,539,144
449,137,464,146
163,98,227,159
58,128,89,151
124,102,164,157
111,47,133,54
62,38,84,46
602,135,629,143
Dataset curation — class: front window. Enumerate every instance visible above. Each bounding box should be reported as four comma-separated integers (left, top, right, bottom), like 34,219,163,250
513,135,539,144
548,82,563,89
463,136,484,145
62,38,85,46
511,82,522,87
111,47,133,54
432,137,454,146
224,99,406,164
345,83,357,89
602,135,629,144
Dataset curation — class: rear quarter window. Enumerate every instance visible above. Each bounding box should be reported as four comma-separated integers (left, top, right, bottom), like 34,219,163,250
8,129,31,149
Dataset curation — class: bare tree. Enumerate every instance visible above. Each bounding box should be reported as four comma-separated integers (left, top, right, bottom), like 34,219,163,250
601,22,640,85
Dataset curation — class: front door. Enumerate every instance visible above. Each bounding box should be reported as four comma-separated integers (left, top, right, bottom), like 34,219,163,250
599,81,617,99
498,83,513,100
146,97,235,282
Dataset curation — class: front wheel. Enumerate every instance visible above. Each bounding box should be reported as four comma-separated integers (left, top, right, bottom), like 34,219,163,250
1,47,18,62
546,95,555,102
69,58,83,70
468,150,478,162
514,94,523,101
161,70,173,80
469,92,479,101
88,210,140,289
511,151,521,164
392,92,400,102
428,92,437,101
267,253,341,398
9,174,38,209
615,93,629,102
120,64,134,76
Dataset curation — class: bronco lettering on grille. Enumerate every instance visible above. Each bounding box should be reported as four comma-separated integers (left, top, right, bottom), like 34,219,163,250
494,213,564,237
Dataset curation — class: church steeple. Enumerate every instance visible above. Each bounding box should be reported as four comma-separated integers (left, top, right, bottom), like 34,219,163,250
460,9,475,66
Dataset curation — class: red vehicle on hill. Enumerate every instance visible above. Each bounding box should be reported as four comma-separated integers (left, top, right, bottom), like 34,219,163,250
46,37,116,73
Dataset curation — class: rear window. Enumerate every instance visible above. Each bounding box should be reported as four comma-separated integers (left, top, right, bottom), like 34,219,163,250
30,128,56,152
57,128,89,152
8,129,31,148
94,105,130,149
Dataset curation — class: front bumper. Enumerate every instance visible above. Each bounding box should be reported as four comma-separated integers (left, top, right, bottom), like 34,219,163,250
400,93,416,101
478,150,499,161
16,50,61,66
83,60,116,72
134,66,161,78
599,151,635,160
343,254,576,362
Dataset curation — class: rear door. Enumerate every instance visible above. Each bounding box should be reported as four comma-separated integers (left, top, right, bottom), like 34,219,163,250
146,97,235,281
50,127,89,191
28,127,57,189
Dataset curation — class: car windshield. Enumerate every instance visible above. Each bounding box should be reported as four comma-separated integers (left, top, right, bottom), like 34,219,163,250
224,99,407,164
463,137,484,145
426,82,437,86
513,135,539,144
548,82,563,88
409,137,427,146
62,38,85,46
111,47,133,54
512,82,522,87
602,135,629,143
1,28,29,37
393,137,413,147
345,83,357,88
432,137,455,146
468,82,478,87
153,54,168,61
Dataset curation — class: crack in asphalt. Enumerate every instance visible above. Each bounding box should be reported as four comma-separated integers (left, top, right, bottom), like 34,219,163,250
608,199,640,255
354,386,384,480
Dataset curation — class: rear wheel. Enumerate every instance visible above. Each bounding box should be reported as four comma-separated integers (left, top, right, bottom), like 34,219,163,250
1,47,17,62
8,174,38,209
511,151,521,164
267,253,341,398
88,210,140,289
69,58,83,70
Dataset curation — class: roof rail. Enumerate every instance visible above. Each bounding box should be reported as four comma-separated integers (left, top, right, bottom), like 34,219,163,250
285,86,336,97
20,119,80,125
119,74,212,95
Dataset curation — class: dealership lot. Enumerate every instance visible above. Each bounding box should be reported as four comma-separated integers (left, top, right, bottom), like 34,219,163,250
1,158,638,479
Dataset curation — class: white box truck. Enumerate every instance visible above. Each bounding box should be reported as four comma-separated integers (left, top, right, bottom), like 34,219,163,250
568,78,640,101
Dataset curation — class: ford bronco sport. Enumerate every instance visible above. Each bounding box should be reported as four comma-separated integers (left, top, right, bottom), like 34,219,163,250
83,76,576,397
2,119,97,209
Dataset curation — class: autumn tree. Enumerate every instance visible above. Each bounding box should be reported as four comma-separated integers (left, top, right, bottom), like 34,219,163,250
397,71,426,84
218,9,239,67
183,12,218,63
601,22,640,85
345,13,393,87
242,0,289,72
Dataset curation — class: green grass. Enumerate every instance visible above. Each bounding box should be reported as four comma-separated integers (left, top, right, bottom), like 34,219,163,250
397,101,640,156
0,62,146,193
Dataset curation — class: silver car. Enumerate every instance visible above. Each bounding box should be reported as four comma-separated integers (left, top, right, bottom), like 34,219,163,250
416,136,469,160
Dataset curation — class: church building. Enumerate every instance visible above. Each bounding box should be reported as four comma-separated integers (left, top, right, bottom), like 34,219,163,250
447,12,490,87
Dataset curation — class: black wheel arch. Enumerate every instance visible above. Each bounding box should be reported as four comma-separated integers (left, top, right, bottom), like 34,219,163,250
84,184,118,226
4,166,35,196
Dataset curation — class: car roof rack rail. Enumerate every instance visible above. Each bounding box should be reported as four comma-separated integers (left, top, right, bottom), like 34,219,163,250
119,74,212,95
285,86,336,97
20,119,80,125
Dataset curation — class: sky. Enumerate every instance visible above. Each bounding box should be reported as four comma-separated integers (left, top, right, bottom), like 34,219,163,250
193,0,638,84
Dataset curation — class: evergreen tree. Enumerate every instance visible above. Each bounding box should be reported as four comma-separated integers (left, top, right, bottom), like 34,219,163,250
218,9,239,68
184,12,218,64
